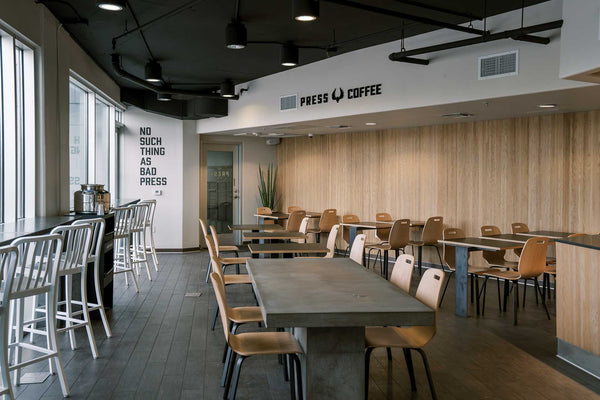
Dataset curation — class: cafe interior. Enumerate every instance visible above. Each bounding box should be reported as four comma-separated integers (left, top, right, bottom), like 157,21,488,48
0,0,599,399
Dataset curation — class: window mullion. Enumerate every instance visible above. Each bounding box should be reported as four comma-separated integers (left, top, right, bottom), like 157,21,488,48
87,91,95,183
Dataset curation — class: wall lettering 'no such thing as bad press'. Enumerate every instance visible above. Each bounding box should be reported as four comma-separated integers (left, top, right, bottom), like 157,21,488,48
139,127,167,186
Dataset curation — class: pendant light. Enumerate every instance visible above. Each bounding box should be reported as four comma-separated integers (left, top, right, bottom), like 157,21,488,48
220,79,235,98
156,93,172,101
293,0,319,21
144,61,162,82
226,20,247,49
96,0,125,11
280,43,298,67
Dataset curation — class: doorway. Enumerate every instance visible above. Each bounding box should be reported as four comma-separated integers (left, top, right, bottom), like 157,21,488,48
203,144,241,245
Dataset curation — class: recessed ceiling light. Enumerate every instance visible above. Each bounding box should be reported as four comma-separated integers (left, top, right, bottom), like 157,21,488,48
365,122,377,126
220,79,235,98
280,43,299,67
537,104,557,108
156,93,172,101
144,61,162,82
96,0,125,11
225,20,247,49
293,0,319,21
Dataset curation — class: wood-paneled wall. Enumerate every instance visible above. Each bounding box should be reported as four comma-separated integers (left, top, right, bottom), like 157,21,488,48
276,111,600,262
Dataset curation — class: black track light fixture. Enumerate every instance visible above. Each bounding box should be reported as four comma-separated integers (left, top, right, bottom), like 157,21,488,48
226,20,247,49
220,79,235,98
280,43,299,67
293,0,319,21
156,93,172,101
144,60,162,82
96,0,125,11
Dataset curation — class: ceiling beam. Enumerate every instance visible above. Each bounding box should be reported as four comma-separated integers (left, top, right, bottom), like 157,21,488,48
322,0,487,36
394,0,482,21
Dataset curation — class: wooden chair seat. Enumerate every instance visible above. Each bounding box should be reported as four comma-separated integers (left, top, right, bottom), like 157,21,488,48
224,274,252,285
545,266,556,275
305,228,321,234
366,326,436,350
482,269,522,281
546,257,556,265
229,331,303,357
228,306,263,324
407,240,425,247
221,257,249,265
365,242,390,250
220,245,240,253
447,263,496,275
486,259,519,269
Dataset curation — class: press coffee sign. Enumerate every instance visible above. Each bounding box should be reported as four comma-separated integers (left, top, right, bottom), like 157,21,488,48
299,83,382,108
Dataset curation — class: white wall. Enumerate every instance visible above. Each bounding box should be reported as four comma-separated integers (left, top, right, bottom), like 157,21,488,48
182,120,200,248
0,0,120,215
196,0,591,134
559,0,600,82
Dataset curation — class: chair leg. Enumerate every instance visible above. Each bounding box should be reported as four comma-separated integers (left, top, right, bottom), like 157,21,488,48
223,352,238,399
221,347,232,387
65,275,77,350
474,276,480,315
211,300,220,331
0,309,13,399
79,270,99,359
205,258,213,283
534,278,539,305
503,280,509,312
403,348,417,391
94,258,112,338
415,348,437,400
386,347,392,361
496,278,502,313
434,246,443,270
480,276,488,317
522,278,527,309
364,347,374,400
513,281,519,325
47,291,69,397
228,355,247,400
283,354,289,382
291,354,303,400
535,280,551,320
438,271,454,307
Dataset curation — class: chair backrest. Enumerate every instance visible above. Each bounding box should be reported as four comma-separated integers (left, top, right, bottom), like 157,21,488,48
209,225,221,256
286,210,306,232
442,227,464,270
287,206,302,213
9,234,62,298
209,252,225,281
0,246,18,306
349,234,366,265
415,268,445,311
518,237,550,278
205,235,217,260
324,224,340,258
130,203,149,232
390,254,415,293
422,216,444,245
298,217,310,234
511,222,529,233
342,214,360,243
388,219,411,250
375,212,393,241
568,233,587,238
139,199,157,226
210,272,232,343
73,218,105,263
113,206,132,238
480,225,508,264
257,207,272,215
318,209,338,233
51,224,93,274
199,217,209,238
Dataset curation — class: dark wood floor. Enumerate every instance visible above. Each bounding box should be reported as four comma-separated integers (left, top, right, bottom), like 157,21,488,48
12,251,600,399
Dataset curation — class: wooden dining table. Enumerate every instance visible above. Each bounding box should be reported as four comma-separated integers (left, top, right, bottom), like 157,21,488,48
438,237,524,317
246,258,434,400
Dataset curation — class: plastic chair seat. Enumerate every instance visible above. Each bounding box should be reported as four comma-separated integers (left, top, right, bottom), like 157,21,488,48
229,331,303,357
221,257,249,265
365,242,391,251
228,306,263,324
366,326,436,350
407,240,426,246
482,269,522,281
224,274,252,285
220,245,240,252
446,264,496,275
486,259,519,269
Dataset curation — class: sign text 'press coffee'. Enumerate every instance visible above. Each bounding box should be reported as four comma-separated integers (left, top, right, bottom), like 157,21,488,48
298,83,382,108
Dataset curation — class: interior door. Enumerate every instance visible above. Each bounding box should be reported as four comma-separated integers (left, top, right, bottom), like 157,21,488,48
204,144,241,245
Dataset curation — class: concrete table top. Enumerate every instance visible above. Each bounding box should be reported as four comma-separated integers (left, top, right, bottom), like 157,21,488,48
516,230,573,239
228,224,283,231
248,243,327,254
243,232,307,240
246,257,434,328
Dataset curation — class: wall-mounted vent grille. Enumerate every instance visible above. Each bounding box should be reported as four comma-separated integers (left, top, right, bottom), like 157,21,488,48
478,50,518,80
280,94,297,111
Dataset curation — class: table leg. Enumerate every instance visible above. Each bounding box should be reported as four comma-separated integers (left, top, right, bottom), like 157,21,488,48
295,326,365,400
455,246,469,317
383,250,389,279
417,246,423,275
348,227,357,253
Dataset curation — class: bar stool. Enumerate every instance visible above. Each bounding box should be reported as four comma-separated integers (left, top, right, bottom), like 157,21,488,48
0,246,18,399
31,224,99,359
7,234,69,396
113,206,140,292
306,208,337,243
139,199,159,271
72,218,112,338
130,203,153,281
408,216,444,275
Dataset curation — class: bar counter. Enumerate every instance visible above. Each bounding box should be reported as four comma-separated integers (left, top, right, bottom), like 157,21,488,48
554,235,600,379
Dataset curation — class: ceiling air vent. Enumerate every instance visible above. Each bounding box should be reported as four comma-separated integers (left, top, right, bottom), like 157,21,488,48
280,94,297,111
478,50,518,80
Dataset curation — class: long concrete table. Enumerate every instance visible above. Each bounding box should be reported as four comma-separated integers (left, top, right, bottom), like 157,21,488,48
246,258,434,399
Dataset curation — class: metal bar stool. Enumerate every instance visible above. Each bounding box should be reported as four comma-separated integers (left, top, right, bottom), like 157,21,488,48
113,206,140,292
140,199,159,271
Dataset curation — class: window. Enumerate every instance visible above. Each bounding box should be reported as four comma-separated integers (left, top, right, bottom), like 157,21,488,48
69,79,121,208
0,30,35,224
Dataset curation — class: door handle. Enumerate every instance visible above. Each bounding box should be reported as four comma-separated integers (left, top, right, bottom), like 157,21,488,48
233,195,239,199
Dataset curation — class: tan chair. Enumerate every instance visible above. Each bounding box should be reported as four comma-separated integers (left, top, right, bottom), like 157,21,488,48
441,228,500,312
349,234,367,266
481,237,551,325
480,225,519,269
285,210,306,232
287,206,302,213
511,222,529,257
365,268,445,400
257,206,274,225
543,233,586,300
408,216,444,274
367,219,410,275
306,208,337,243
200,217,240,281
211,226,249,274
375,212,393,242
291,217,311,244
390,254,415,294
211,273,303,400
342,214,361,253
297,224,340,258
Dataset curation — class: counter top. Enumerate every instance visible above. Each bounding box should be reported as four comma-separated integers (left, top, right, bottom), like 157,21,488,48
555,235,600,251
0,216,80,246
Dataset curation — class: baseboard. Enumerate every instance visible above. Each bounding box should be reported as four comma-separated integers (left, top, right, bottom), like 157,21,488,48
156,247,201,253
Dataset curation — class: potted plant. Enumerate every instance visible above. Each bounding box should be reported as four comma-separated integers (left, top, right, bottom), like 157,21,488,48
258,162,277,210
